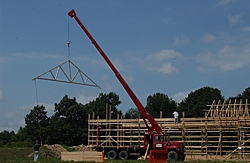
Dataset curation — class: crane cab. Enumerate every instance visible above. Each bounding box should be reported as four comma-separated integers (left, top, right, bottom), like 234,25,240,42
144,132,170,150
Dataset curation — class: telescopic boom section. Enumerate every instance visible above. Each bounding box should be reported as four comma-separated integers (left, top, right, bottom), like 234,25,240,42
68,9,161,133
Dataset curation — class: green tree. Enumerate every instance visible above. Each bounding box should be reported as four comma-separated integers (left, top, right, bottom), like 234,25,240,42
48,95,89,146
228,87,250,103
0,130,15,146
44,116,64,145
85,92,122,119
15,127,27,142
24,105,48,144
178,86,224,118
124,108,140,119
42,93,122,146
145,92,177,118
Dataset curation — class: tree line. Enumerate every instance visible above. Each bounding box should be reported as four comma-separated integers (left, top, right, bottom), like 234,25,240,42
0,86,249,147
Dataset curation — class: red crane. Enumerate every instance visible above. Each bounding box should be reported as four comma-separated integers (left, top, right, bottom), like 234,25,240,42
68,9,185,161
68,9,161,134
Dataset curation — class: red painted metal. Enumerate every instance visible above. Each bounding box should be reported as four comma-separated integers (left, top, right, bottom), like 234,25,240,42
149,150,168,163
68,9,161,133
96,125,100,146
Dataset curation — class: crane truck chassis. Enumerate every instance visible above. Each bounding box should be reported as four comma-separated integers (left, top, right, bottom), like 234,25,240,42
68,9,186,161
95,133,186,161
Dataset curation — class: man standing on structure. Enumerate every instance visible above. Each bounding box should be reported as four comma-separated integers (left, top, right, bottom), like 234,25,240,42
34,140,41,162
173,111,179,125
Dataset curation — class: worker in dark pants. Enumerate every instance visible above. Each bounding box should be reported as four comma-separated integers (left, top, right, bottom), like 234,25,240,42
34,140,41,162
173,110,179,125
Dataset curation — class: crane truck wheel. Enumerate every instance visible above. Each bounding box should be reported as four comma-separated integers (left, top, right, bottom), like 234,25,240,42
118,150,128,160
168,151,178,162
107,150,117,159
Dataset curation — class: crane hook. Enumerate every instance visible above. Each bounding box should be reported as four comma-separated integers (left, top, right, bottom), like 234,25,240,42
67,41,71,47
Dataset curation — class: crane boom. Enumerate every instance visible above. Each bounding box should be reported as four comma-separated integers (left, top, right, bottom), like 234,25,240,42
68,9,161,133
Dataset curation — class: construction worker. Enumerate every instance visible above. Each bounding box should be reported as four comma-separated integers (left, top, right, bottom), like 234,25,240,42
173,110,179,125
34,140,41,162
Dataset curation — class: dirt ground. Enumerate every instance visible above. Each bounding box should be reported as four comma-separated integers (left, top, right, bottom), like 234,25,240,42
43,144,68,157
28,144,89,158
70,144,89,151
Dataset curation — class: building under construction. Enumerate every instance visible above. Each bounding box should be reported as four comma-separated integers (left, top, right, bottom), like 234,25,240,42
88,99,250,160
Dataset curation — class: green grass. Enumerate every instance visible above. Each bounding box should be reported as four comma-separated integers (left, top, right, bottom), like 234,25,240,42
0,147,245,163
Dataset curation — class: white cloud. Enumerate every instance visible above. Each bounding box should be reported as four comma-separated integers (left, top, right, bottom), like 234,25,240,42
174,34,190,45
215,0,235,7
76,90,99,105
146,49,181,61
171,89,196,103
101,74,115,91
88,58,108,69
0,101,57,133
150,62,179,75
1,52,67,64
0,56,15,63
113,59,125,71
142,49,181,75
40,102,55,117
228,15,241,26
103,83,115,91
162,17,173,24
196,45,250,72
0,103,34,132
0,57,4,63
124,74,134,83
201,33,216,42
0,90,4,101
242,26,250,32
12,52,63,60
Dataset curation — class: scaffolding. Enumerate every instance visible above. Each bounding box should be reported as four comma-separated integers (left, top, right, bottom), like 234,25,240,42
88,99,250,160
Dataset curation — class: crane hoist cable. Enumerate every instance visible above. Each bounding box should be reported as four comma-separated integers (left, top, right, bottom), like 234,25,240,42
67,17,72,79
34,79,39,106
33,17,72,107
67,17,71,61
32,13,101,98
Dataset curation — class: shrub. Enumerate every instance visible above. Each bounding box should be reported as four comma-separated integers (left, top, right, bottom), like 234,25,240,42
5,141,33,148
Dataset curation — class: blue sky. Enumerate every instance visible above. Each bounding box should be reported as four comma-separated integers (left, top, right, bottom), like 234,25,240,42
0,0,249,132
